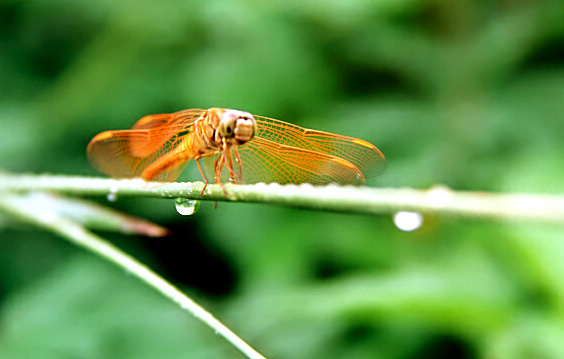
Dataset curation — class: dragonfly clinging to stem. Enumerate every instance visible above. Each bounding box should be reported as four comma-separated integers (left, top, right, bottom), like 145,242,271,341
87,108,386,192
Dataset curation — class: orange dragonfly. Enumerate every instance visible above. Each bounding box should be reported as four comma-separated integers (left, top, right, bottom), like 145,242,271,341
87,108,386,190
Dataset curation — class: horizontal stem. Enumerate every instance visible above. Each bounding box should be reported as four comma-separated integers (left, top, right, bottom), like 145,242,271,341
1,173,563,223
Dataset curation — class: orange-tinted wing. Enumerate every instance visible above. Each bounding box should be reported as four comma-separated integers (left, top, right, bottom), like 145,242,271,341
128,109,205,157
253,115,386,179
87,109,205,182
241,137,367,184
206,137,365,185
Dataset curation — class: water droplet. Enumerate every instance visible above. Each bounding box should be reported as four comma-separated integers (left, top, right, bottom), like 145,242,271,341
175,198,200,215
107,185,118,202
393,211,423,232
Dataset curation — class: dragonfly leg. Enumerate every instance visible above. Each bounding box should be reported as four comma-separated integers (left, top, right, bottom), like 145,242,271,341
233,147,244,182
214,152,228,196
224,147,238,183
195,158,210,196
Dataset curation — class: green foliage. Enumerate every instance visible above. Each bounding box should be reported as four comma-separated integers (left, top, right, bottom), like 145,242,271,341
0,254,236,359
1,0,564,358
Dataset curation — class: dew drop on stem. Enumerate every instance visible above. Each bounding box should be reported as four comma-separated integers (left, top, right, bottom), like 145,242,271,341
175,198,200,215
107,185,118,202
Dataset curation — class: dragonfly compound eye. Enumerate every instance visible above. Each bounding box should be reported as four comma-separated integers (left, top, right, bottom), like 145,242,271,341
220,110,256,144
218,117,234,138
233,116,256,145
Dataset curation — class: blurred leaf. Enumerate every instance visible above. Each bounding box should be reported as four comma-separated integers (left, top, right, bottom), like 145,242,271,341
0,192,168,237
0,255,239,359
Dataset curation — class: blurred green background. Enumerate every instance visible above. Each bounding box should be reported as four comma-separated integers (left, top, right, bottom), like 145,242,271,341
1,0,564,358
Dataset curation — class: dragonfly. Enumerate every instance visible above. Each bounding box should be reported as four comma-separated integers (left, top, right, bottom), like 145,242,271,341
87,108,386,191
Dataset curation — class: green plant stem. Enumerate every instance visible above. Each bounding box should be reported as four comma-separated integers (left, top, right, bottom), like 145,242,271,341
1,173,564,223
0,191,266,359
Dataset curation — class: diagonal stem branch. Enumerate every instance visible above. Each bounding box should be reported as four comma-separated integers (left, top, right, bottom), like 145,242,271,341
0,191,266,359
0,173,563,223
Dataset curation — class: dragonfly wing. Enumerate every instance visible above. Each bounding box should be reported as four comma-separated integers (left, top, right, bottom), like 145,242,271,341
129,109,204,157
87,129,190,182
204,137,365,185
254,115,386,179
87,108,205,182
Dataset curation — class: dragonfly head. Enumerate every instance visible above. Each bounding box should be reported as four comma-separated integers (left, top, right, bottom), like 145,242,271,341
218,109,256,145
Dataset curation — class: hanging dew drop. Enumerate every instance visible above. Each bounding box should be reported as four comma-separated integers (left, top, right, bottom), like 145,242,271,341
107,185,118,202
175,198,200,215
393,211,423,232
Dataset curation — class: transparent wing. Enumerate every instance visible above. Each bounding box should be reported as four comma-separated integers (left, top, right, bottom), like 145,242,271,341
205,137,365,185
253,115,386,179
87,109,205,182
